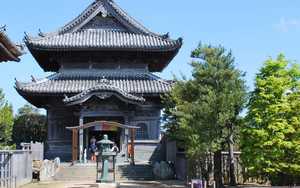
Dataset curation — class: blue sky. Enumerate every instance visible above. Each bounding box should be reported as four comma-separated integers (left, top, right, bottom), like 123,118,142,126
1,0,300,113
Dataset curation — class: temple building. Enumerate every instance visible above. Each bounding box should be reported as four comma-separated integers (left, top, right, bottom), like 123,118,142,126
0,26,23,63
16,0,182,161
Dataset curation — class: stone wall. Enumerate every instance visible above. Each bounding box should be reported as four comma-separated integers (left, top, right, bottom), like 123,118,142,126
0,150,33,187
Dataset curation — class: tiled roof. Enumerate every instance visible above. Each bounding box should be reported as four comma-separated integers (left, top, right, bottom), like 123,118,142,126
16,70,172,96
57,0,156,35
26,29,182,51
0,26,24,62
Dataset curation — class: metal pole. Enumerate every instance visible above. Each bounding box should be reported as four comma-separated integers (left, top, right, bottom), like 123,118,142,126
113,155,116,182
125,129,129,162
79,117,84,163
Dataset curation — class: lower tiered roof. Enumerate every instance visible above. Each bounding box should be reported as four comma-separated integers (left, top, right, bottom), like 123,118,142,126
16,70,172,97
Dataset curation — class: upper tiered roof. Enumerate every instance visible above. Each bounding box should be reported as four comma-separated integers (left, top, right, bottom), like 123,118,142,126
24,0,182,72
0,26,23,62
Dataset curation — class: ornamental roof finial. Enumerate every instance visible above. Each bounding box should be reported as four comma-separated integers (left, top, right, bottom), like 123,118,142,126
0,25,6,32
38,29,45,37
15,78,21,88
31,75,37,82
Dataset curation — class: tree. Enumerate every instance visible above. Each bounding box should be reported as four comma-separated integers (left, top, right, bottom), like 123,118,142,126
12,104,47,147
241,55,300,185
0,89,13,148
163,44,247,187
17,104,39,115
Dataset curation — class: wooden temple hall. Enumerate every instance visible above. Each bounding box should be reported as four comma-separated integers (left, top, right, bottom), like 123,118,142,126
16,0,182,162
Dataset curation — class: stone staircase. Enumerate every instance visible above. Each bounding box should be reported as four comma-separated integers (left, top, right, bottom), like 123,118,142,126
116,163,154,181
53,162,154,181
53,163,97,181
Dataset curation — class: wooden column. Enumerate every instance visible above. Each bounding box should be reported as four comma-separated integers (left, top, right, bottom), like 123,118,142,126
72,129,78,162
130,128,135,165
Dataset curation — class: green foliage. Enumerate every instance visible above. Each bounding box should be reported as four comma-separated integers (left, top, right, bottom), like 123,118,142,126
163,44,247,178
12,104,47,147
17,104,40,115
0,89,14,146
241,54,300,184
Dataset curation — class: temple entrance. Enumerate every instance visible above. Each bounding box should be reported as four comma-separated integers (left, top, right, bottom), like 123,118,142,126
88,129,121,149
66,119,139,164
84,117,124,150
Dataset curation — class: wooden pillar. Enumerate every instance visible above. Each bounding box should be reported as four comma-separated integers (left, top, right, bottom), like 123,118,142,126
130,128,135,165
85,129,89,152
72,129,78,162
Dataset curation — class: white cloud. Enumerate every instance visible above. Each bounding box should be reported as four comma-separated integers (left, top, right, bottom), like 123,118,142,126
276,17,300,32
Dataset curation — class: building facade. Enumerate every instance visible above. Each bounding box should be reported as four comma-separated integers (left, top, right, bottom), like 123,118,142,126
16,0,182,161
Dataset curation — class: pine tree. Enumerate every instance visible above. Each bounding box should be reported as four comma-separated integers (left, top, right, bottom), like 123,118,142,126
163,44,247,187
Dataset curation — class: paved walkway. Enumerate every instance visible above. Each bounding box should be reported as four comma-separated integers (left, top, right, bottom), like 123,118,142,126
21,180,187,188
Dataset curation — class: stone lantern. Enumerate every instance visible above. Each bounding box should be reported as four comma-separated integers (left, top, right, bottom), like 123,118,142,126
96,135,117,183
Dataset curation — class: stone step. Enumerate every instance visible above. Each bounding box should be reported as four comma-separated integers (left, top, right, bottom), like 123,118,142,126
116,164,154,181
54,163,154,181
54,164,97,181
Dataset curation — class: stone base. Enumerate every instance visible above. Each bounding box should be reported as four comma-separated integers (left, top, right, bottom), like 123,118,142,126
97,182,119,188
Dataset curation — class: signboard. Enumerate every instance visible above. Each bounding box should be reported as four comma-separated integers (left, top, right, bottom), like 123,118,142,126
93,122,118,131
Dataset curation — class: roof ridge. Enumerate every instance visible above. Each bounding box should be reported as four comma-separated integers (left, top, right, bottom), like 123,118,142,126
147,73,172,85
106,0,158,36
58,1,103,34
15,73,60,88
